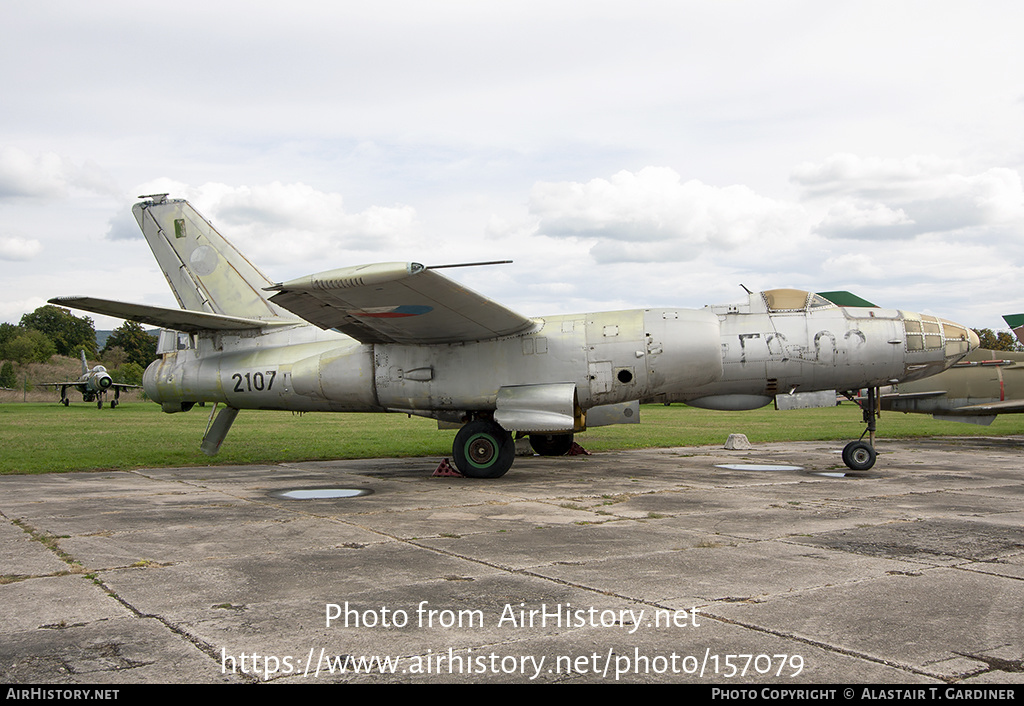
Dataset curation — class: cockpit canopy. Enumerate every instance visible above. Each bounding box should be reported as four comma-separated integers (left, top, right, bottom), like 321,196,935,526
761,289,837,313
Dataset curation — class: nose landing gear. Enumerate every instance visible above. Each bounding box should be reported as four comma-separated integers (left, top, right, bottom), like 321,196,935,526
842,386,880,471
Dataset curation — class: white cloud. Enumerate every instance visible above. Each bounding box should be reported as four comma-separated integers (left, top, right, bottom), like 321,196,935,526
820,253,885,280
795,154,1024,240
792,154,957,197
0,236,42,260
0,295,48,324
0,147,119,200
816,200,915,240
111,180,419,270
529,167,809,263
0,147,70,198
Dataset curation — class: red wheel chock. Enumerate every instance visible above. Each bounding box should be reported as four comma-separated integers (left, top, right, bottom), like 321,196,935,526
567,442,591,456
432,458,464,477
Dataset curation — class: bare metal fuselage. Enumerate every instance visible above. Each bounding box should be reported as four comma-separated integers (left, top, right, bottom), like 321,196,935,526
144,299,965,424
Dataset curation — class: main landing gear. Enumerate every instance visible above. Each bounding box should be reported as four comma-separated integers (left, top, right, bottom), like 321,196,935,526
450,421,577,478
452,419,516,478
841,386,880,471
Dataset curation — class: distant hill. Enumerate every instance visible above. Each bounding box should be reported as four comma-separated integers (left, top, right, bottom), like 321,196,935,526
95,328,159,350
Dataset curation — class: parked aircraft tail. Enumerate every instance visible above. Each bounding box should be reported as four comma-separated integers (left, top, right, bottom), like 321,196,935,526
80,349,88,376
1004,314,1024,344
132,194,289,320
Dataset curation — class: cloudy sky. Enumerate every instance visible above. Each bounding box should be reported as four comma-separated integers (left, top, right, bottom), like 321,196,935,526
2,1,1022,333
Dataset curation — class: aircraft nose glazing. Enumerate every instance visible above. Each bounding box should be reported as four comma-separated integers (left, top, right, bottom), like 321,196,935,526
894,313,978,383
902,314,976,361
967,327,980,351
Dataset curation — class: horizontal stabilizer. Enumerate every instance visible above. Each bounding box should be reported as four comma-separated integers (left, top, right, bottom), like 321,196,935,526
49,296,295,333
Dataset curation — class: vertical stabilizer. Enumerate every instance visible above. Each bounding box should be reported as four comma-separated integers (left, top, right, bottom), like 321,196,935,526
1004,314,1024,344
133,195,287,319
80,349,88,376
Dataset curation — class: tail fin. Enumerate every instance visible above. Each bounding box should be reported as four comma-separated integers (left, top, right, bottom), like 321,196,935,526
132,195,288,319
1004,314,1024,344
80,349,88,375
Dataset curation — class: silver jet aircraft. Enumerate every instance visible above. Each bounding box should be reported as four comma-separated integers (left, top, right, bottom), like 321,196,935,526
51,195,978,476
40,349,138,408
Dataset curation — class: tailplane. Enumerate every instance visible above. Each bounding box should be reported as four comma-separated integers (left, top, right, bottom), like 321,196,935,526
133,194,288,320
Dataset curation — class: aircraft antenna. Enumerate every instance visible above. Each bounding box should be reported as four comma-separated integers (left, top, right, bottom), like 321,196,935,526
426,260,512,270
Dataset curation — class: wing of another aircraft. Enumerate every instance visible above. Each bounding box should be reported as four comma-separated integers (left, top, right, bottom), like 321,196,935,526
37,381,141,390
48,296,296,333
939,399,1024,414
265,262,536,344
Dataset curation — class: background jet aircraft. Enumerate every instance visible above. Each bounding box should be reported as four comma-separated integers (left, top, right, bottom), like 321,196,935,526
40,350,139,408
873,349,1024,424
50,195,977,476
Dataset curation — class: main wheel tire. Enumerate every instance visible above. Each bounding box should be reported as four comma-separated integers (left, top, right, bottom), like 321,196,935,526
842,440,876,471
453,420,515,478
529,433,574,456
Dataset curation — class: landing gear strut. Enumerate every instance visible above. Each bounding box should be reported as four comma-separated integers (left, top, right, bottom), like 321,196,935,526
842,386,879,471
452,419,515,478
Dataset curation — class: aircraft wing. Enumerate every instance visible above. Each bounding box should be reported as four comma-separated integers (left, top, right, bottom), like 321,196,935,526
943,399,1024,414
48,297,295,333
877,390,947,400
265,262,536,344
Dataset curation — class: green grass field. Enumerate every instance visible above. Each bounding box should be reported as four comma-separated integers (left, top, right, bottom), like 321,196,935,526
2,401,1022,475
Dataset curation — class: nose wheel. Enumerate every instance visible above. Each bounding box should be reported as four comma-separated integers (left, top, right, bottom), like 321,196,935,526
842,386,880,471
842,440,876,470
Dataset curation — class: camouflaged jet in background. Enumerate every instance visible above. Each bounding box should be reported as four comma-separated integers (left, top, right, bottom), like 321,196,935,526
868,313,1024,425
51,195,978,476
40,349,139,408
